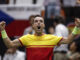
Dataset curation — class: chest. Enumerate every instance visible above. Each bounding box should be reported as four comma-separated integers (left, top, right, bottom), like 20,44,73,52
26,36,57,47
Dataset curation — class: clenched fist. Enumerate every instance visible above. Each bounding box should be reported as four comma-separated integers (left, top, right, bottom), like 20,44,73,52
75,18,80,28
0,21,6,31
76,0,80,4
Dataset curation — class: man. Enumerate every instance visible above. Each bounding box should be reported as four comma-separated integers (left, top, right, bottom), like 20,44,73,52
66,38,80,60
23,15,35,35
62,0,80,24
44,0,61,18
3,47,25,60
0,16,80,60
53,16,69,60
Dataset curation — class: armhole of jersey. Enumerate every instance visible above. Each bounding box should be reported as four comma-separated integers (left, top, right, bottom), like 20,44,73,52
18,39,23,47
57,37,63,46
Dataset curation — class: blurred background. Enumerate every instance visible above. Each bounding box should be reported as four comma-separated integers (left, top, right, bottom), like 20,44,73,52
0,0,80,60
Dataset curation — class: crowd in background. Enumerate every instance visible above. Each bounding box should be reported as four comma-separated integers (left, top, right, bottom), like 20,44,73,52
0,0,80,60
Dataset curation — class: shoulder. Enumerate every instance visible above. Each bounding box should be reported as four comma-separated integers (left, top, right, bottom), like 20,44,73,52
19,34,35,40
25,26,32,30
56,24,68,30
16,50,25,56
45,34,54,36
56,24,65,28
45,34,60,38
21,34,33,37
24,26,32,32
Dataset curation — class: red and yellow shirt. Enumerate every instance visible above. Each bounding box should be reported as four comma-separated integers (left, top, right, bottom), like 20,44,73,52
19,34,62,60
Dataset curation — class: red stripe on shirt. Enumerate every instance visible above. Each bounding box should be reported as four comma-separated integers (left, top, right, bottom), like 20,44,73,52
57,37,63,46
18,39,23,46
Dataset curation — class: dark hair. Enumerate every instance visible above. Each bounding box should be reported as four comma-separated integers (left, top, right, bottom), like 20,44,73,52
75,38,80,52
28,15,42,25
35,15,42,18
29,15,35,21
32,15,44,24
68,37,80,52
29,15,35,25
54,16,65,24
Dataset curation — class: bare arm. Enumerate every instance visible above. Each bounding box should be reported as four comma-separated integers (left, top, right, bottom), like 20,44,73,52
0,21,21,48
60,18,80,44
3,38,21,48
60,33,76,44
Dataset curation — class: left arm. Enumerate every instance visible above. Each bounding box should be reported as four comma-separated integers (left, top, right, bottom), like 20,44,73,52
60,33,76,44
60,18,80,44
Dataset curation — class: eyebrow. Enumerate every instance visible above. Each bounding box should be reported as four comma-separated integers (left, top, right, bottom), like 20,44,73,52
34,19,43,20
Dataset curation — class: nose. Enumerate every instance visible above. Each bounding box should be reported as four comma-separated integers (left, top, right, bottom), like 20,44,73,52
38,21,40,24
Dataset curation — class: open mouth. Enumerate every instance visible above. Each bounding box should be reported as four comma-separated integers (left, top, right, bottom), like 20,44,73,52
37,26,41,29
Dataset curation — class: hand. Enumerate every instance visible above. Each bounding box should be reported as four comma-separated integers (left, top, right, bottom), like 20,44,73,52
0,21,6,31
75,18,80,28
76,0,80,4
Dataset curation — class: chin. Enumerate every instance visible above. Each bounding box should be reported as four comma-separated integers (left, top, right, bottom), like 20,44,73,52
37,31,42,34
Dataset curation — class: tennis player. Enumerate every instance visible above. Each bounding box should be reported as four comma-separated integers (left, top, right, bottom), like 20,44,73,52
0,16,80,60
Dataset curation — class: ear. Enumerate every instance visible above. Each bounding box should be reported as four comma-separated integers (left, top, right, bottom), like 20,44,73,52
43,24,45,28
32,24,34,29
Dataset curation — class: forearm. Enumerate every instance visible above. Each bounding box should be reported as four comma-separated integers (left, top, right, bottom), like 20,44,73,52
60,34,75,44
3,37,14,48
61,26,80,44
0,21,21,48
67,26,80,43
67,33,76,44
1,29,14,48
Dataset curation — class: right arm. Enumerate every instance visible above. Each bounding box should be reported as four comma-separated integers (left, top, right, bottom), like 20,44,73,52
0,21,21,48
3,38,21,48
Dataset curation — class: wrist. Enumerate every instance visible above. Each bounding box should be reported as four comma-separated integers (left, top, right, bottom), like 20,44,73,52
72,26,80,35
1,30,8,38
0,28,5,31
76,26,80,28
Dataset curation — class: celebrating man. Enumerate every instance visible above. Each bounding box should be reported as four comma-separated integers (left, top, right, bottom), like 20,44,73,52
0,15,80,60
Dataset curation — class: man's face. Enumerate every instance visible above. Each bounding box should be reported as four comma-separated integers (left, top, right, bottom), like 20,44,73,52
32,17,45,34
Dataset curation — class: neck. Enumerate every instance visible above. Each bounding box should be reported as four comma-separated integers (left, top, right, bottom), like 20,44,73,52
35,32,44,36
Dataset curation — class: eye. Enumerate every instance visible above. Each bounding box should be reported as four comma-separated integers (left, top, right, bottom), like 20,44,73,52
34,20,38,23
40,20,43,22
